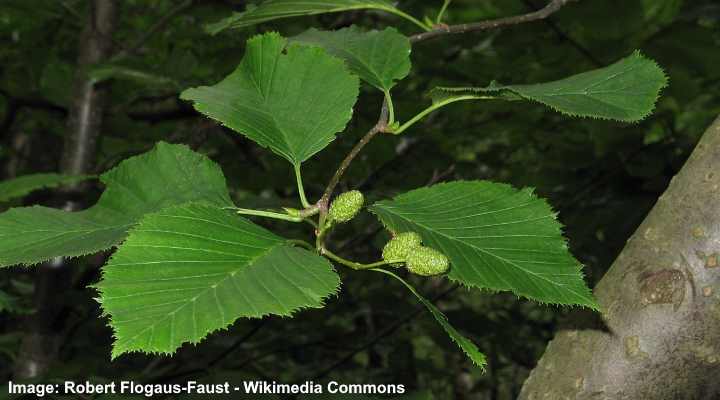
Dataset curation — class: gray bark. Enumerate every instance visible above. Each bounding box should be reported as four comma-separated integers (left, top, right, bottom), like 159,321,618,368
13,0,118,379
61,0,118,179
519,115,720,400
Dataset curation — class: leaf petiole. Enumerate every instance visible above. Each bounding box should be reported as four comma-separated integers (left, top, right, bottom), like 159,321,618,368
321,247,399,270
228,207,304,222
293,164,312,209
384,90,396,126
436,0,452,24
393,95,494,135
378,6,433,31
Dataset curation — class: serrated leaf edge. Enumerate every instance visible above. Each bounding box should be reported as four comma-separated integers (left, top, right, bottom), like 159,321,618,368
369,180,599,311
93,202,341,358
429,50,668,123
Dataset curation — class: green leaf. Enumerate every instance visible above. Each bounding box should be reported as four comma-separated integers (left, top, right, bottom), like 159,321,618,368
0,173,93,202
95,202,340,357
181,33,359,166
293,26,411,92
430,51,667,122
0,142,232,267
369,181,598,308
375,269,486,368
206,0,416,35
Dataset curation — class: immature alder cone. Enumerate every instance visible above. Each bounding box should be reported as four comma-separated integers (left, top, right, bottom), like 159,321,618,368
382,232,422,263
328,190,364,223
406,247,450,276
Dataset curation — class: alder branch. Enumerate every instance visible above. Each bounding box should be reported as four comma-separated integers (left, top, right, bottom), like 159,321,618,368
318,0,578,210
319,100,389,209
409,0,577,44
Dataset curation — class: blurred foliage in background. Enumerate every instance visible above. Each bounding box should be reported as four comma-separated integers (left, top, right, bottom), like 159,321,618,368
1,0,719,398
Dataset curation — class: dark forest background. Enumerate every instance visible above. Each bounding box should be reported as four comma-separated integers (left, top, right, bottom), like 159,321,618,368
1,0,719,399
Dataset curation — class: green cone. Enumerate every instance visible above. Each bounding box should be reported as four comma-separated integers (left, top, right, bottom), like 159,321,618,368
328,190,364,223
406,246,450,276
382,232,422,263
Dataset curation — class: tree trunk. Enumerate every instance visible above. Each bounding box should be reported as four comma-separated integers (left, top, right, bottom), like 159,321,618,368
519,115,720,399
13,0,118,379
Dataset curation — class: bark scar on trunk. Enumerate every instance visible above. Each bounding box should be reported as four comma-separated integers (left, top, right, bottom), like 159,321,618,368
637,268,685,310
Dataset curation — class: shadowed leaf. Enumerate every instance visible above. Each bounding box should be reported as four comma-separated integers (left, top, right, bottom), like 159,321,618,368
0,143,232,267
293,26,411,92
206,0,401,34
0,173,93,202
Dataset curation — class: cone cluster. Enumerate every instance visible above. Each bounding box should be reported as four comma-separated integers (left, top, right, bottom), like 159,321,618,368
382,232,449,276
